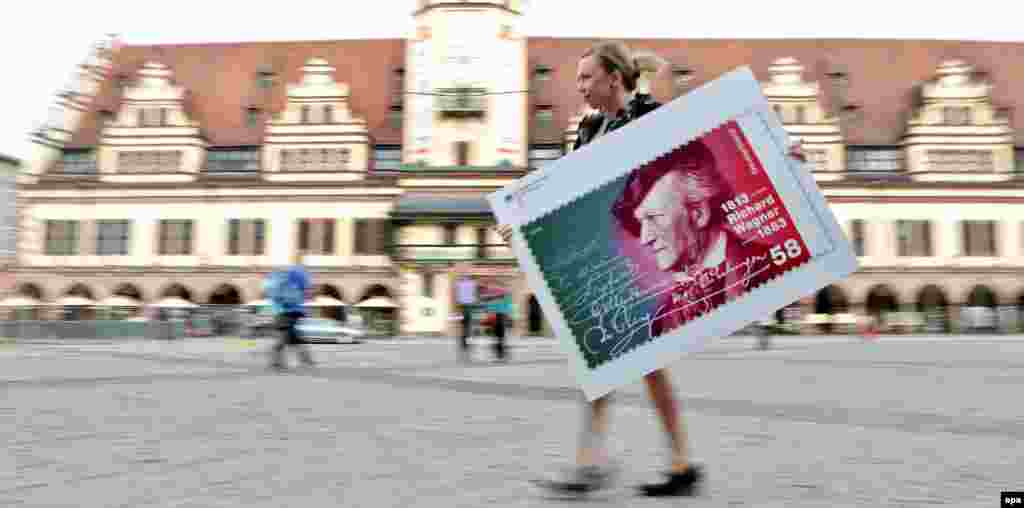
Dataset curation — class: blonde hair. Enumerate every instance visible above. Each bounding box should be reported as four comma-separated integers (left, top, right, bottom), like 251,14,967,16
581,41,640,92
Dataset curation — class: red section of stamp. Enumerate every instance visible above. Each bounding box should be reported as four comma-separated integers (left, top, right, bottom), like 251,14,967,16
610,120,812,337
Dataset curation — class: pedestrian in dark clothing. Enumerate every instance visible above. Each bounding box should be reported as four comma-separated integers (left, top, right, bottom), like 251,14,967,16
492,310,507,361
455,274,478,362
269,251,315,370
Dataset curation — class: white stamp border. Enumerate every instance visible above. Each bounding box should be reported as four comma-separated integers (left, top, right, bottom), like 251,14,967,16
489,67,858,401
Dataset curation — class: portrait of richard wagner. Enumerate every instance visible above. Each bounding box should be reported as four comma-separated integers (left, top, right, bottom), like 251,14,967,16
610,139,776,337
520,124,813,369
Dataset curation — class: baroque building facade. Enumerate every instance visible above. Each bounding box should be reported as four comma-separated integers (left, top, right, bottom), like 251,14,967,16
12,0,1024,334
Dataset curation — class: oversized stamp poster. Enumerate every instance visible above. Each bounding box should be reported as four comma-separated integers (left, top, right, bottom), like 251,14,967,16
488,67,858,401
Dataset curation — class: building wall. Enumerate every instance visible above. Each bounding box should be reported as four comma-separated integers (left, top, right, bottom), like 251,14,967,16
18,199,396,269
0,158,17,265
13,11,1024,334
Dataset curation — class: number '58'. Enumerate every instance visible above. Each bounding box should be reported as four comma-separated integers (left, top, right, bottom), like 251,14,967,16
770,238,803,266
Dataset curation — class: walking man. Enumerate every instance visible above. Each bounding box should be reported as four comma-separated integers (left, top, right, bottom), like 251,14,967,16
269,251,315,370
454,273,478,361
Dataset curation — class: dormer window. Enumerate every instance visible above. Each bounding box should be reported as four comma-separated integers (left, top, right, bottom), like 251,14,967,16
256,65,275,88
57,150,97,175
533,64,552,81
943,106,971,125
246,107,260,128
535,105,553,128
671,65,693,88
99,109,115,126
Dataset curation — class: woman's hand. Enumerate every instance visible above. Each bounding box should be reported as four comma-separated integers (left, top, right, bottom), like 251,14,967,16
494,224,513,243
788,139,807,163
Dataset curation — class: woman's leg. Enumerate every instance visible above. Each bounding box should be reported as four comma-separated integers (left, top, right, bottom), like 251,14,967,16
643,369,689,471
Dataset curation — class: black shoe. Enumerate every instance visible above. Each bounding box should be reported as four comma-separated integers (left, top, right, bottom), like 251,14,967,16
268,362,286,371
536,464,617,497
636,464,703,497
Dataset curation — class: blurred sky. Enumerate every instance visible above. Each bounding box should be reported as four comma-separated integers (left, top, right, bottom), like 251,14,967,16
2,0,1020,162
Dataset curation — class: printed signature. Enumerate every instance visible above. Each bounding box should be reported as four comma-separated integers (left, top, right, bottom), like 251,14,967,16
559,251,772,359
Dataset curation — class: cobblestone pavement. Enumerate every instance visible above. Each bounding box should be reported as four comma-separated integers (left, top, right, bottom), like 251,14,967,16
2,334,1022,507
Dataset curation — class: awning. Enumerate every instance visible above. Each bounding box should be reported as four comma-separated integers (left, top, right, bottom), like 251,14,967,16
391,196,493,218
0,296,41,307
51,296,96,306
355,297,399,309
97,296,142,307
308,295,346,307
153,297,198,308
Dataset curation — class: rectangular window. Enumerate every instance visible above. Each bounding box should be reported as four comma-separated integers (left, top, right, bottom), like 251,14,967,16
158,220,193,255
849,219,866,257
846,148,904,173
297,219,311,252
253,219,266,255
444,223,458,245
354,219,388,255
301,105,311,124
57,151,97,175
895,220,932,257
794,105,806,124
279,148,350,172
476,226,487,258
118,151,182,173
422,270,434,298
322,218,335,255
206,148,260,174
97,220,131,256
805,149,828,172
961,220,997,257
373,145,402,171
45,220,79,256
925,150,994,172
323,105,334,124
0,172,14,257
227,219,266,255
228,219,241,255
454,142,470,166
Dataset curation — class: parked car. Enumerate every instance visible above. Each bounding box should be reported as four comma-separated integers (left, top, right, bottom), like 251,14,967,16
296,317,365,344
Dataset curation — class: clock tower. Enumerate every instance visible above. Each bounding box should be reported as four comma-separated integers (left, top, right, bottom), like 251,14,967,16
404,0,528,169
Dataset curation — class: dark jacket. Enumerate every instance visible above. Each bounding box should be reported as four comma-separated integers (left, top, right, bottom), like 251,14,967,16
572,93,661,151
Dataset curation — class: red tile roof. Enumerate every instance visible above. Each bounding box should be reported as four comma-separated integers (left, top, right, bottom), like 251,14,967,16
528,38,1024,146
68,37,1024,150
72,39,406,148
